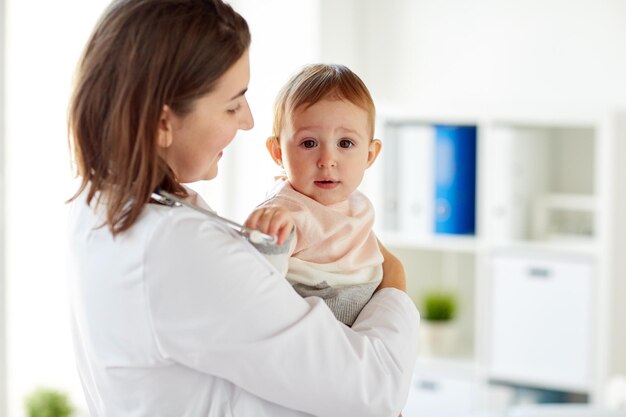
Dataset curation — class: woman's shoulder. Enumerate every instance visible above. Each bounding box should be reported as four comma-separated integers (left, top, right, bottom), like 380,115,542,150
142,201,234,248
68,189,233,252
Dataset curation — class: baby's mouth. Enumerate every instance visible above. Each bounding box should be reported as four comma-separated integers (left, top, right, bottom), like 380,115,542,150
314,179,340,189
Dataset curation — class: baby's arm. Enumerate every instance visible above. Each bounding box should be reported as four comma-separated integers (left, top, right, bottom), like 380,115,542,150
376,239,407,292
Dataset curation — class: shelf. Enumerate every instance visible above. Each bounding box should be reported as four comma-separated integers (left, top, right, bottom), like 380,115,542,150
373,109,626,410
378,231,596,257
485,239,597,258
416,355,481,379
488,373,591,396
378,231,480,253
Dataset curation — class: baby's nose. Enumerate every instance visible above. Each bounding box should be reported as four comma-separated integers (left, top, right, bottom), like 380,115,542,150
317,147,337,168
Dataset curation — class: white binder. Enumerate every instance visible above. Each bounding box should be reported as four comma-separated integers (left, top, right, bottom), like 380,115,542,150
397,124,435,238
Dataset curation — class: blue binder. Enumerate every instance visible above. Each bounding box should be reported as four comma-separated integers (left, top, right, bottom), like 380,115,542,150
433,125,477,235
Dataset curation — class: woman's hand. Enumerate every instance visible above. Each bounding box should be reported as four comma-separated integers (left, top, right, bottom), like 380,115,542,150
244,205,294,246
376,240,406,292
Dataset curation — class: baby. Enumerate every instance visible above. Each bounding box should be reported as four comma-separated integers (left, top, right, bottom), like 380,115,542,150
246,63,383,326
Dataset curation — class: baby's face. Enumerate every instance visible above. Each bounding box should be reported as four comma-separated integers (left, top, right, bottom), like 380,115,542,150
276,98,380,206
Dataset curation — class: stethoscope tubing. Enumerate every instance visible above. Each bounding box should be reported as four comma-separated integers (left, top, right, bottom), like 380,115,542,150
151,190,277,245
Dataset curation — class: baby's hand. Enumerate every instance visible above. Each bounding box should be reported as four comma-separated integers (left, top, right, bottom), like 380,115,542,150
244,205,294,246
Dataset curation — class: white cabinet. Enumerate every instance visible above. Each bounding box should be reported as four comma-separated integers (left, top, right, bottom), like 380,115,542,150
403,361,480,417
489,253,593,391
403,373,476,417
367,108,626,409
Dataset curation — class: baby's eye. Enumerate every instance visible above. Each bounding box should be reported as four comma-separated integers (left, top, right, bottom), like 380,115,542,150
338,139,354,148
302,139,317,149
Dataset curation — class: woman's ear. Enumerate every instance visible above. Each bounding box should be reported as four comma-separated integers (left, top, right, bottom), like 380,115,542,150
266,136,283,166
366,139,382,168
157,105,174,148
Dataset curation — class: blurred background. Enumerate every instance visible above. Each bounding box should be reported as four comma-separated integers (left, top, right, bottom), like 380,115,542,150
1,0,626,416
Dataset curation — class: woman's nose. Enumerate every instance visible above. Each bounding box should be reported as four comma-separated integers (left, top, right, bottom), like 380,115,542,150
239,98,254,131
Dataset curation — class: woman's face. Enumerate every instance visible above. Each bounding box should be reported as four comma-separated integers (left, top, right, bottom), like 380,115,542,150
159,50,253,182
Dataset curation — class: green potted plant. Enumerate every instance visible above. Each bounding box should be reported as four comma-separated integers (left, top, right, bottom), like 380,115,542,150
423,291,457,322
25,387,74,417
419,290,459,357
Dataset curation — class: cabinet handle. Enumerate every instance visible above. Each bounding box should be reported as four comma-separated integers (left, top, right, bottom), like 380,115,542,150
528,267,552,278
416,379,439,391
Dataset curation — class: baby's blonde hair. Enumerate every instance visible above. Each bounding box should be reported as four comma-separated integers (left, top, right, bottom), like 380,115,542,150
272,64,376,140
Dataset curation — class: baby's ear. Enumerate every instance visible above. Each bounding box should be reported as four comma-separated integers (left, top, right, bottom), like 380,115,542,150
266,136,283,166
366,139,382,168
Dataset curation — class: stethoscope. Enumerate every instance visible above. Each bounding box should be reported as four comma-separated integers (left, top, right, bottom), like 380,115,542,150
151,190,277,246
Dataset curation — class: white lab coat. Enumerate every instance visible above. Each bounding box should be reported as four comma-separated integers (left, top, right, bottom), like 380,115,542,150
67,189,420,417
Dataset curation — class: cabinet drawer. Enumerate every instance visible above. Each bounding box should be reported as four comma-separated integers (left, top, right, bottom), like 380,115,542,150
403,372,476,417
489,254,593,390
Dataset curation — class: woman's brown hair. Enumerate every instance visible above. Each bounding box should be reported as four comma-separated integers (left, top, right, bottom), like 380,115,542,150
68,0,250,235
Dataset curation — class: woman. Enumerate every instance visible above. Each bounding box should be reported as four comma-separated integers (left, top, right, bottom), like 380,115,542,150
67,1,419,416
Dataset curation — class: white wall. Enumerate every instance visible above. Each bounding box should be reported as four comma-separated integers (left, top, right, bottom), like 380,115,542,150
322,0,626,113
5,2,109,416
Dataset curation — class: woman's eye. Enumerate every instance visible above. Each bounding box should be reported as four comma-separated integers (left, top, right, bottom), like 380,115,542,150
302,139,317,148
227,104,241,114
338,139,354,148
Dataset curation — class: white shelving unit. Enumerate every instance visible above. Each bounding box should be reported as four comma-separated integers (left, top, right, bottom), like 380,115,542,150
364,107,626,415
